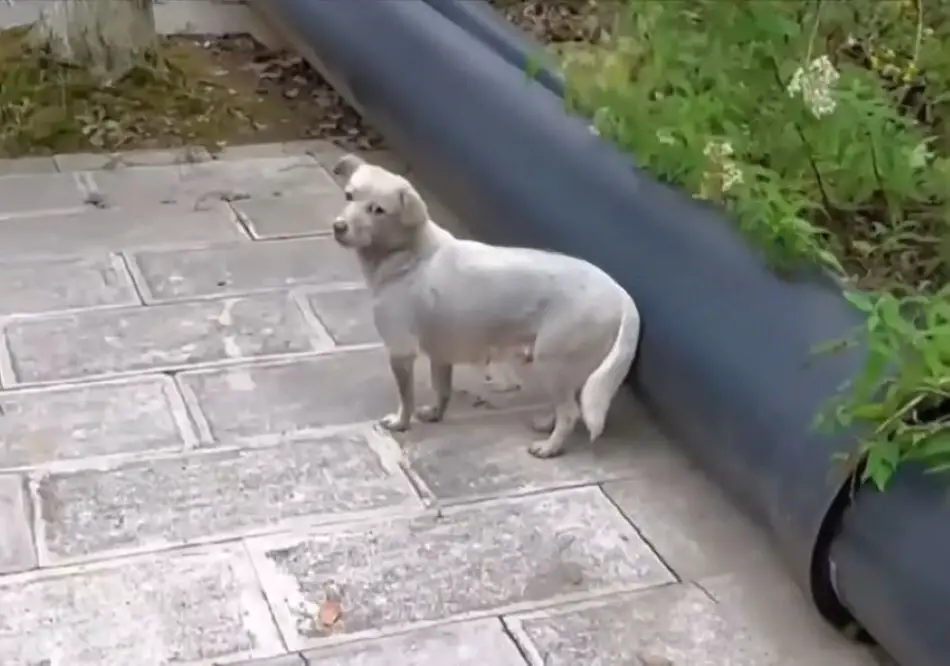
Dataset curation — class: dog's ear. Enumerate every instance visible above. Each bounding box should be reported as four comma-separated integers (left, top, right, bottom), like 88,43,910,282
330,154,365,181
398,184,429,227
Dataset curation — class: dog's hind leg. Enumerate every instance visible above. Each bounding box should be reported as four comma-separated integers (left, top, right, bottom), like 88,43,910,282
416,359,453,422
530,411,555,434
528,396,579,458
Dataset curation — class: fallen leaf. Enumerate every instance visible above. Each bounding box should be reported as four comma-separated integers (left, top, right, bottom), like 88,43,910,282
317,599,343,628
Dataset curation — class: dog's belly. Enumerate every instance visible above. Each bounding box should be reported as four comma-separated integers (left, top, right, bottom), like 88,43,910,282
417,318,532,365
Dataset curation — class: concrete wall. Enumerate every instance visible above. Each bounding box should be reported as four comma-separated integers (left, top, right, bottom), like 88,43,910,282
0,0,283,45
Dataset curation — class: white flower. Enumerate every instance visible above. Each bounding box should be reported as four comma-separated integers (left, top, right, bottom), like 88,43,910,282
702,139,743,194
704,139,734,159
788,55,840,118
908,141,931,169
656,129,676,146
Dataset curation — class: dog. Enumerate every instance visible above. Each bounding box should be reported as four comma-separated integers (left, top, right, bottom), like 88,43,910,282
329,154,641,458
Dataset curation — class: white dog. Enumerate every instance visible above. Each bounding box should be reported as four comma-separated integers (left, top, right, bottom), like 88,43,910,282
330,154,641,458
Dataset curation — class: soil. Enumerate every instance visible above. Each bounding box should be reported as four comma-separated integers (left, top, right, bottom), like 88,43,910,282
0,29,384,158
489,0,616,44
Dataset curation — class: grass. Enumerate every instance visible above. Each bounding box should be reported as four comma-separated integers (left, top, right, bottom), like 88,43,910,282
546,0,950,489
0,26,294,157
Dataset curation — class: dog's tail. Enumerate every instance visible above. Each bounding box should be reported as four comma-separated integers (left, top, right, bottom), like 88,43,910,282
579,293,641,441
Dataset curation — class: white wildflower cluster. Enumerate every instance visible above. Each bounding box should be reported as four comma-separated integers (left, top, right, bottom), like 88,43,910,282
702,139,743,195
787,55,840,118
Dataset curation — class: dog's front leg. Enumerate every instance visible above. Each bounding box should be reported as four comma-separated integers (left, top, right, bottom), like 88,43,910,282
380,354,416,432
416,359,453,422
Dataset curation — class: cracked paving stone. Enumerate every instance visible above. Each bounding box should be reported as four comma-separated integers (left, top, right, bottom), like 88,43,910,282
131,237,362,302
180,349,540,443
0,377,190,469
302,619,525,665
247,486,673,650
0,543,284,666
3,293,325,385
0,254,138,316
36,428,420,563
87,156,337,209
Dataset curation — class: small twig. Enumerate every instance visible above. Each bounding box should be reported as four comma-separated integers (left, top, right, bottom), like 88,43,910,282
912,0,925,65
865,128,895,222
803,0,824,65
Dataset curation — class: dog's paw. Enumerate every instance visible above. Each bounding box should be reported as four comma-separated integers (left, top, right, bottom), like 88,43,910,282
528,439,564,459
530,412,555,434
415,404,445,423
379,412,411,432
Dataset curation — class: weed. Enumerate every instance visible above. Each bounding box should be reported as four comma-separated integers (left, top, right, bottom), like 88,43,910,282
557,0,950,489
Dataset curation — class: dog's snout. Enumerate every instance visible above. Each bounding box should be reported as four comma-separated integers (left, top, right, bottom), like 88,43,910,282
332,219,348,235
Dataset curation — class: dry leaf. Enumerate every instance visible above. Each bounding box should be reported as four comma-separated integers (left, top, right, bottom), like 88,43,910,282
317,599,343,628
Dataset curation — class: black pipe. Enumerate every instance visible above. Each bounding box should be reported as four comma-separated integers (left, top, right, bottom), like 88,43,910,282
827,465,950,666
421,0,566,97
252,2,948,661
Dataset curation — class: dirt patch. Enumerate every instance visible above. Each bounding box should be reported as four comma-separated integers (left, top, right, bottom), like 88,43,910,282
0,29,383,158
490,0,610,43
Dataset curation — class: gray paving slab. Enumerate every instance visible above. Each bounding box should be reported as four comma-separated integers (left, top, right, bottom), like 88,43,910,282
302,619,525,665
505,582,865,666
603,448,775,581
0,376,193,470
232,190,346,239
0,144,885,665
305,288,380,346
86,155,337,210
36,427,420,565
54,147,212,172
247,486,673,651
0,253,139,317
235,656,305,666
0,474,36,574
179,350,540,444
0,207,245,259
0,156,58,176
3,293,328,385
129,237,362,303
0,172,87,219
0,543,285,666
396,398,670,504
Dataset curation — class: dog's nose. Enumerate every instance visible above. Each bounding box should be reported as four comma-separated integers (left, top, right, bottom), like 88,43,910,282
332,220,347,235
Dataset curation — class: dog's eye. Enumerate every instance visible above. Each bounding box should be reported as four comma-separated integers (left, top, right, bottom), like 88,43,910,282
368,203,385,215
344,191,353,202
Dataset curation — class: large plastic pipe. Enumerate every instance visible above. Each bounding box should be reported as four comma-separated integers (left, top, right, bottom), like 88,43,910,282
828,465,950,666
252,0,940,658
421,0,566,97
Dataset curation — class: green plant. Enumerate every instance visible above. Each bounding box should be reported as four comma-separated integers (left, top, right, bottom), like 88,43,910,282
558,0,950,489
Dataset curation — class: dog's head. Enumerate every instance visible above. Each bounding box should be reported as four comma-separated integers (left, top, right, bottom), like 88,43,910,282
329,154,430,253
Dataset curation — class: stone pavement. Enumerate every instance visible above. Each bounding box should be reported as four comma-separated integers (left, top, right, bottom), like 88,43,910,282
0,142,884,665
